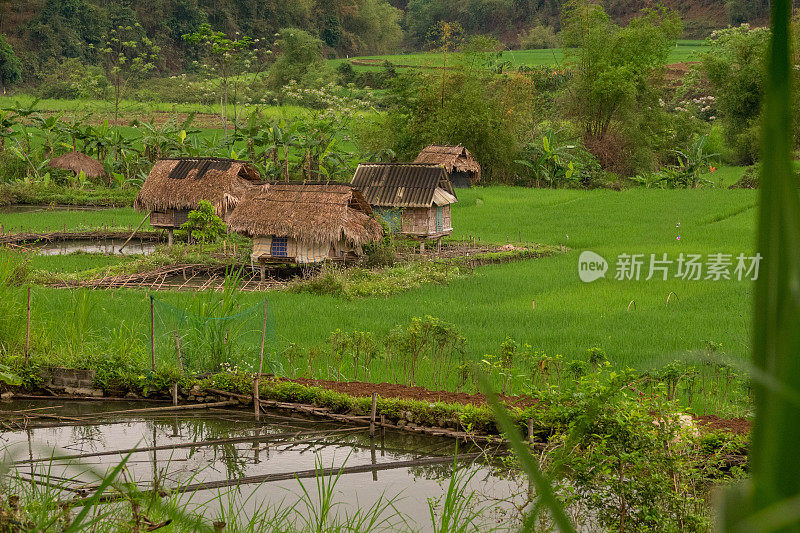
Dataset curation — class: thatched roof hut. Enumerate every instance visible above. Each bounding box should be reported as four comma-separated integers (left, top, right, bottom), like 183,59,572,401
47,151,106,179
413,144,481,188
134,157,261,230
351,163,456,239
228,183,382,265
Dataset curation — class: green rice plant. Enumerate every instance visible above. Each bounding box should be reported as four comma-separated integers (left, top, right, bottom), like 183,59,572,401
427,459,491,533
293,453,407,532
0,251,27,356
63,290,97,361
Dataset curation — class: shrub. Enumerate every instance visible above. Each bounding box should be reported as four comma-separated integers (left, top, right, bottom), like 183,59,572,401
180,200,226,243
362,234,397,267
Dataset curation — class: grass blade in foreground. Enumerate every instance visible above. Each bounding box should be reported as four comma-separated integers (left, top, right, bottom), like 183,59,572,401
482,377,575,533
729,0,800,529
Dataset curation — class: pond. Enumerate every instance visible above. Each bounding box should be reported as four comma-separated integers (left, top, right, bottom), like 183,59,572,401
31,238,156,256
0,400,524,531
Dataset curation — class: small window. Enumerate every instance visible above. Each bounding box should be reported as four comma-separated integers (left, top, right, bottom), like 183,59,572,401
435,206,444,232
271,236,288,257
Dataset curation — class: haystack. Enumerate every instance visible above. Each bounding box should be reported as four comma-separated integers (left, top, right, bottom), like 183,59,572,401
48,151,106,179
413,144,481,187
228,183,382,265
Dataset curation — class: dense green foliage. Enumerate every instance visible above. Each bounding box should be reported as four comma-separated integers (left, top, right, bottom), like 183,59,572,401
0,0,774,87
699,25,769,164
0,34,22,90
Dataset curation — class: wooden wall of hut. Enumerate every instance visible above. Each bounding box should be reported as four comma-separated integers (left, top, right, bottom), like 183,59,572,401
150,209,190,229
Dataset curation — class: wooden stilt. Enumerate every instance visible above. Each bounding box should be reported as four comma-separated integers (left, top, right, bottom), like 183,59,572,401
171,383,178,406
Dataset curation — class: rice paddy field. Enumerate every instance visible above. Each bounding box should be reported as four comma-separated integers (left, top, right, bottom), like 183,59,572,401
333,39,708,71
4,186,757,399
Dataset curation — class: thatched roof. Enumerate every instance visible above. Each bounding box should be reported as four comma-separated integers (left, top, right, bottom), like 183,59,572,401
227,183,383,247
48,151,106,178
134,158,261,216
414,144,481,182
351,163,457,207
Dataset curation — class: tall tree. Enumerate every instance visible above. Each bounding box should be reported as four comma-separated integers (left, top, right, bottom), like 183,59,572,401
96,23,160,126
183,23,253,138
560,1,681,140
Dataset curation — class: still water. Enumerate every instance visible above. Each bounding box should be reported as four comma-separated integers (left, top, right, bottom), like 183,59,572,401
0,400,525,531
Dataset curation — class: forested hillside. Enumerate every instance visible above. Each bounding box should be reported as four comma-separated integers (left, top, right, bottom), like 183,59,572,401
0,0,771,82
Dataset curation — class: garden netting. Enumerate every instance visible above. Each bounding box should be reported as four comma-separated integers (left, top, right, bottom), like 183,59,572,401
152,293,276,374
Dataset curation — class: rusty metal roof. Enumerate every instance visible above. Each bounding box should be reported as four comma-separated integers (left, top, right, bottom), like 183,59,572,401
350,163,456,207
167,158,236,180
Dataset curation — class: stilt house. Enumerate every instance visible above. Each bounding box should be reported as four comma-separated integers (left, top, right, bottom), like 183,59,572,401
134,157,261,243
227,183,382,271
350,163,457,240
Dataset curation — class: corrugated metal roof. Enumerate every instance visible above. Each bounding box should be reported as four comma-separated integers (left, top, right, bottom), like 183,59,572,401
350,163,456,207
168,158,235,180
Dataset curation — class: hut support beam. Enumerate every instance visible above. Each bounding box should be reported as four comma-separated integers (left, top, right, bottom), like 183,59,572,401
167,229,174,247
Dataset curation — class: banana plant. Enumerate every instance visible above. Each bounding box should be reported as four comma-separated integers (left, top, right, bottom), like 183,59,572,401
0,109,18,149
31,112,66,157
516,129,581,188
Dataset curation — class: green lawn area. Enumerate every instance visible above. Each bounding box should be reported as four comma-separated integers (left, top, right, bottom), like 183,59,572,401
14,186,756,401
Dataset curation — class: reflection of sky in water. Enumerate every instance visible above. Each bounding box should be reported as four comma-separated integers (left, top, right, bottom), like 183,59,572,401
0,401,524,531
32,239,157,256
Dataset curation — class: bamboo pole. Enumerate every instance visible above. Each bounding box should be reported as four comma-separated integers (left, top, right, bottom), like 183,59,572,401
118,211,151,253
171,383,178,407
17,427,364,465
152,451,496,494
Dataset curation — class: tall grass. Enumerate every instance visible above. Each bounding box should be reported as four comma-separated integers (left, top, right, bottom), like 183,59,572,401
720,0,800,528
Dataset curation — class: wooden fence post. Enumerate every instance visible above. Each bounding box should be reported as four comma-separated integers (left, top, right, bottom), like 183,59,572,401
253,378,260,421
173,331,184,373
370,393,378,439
